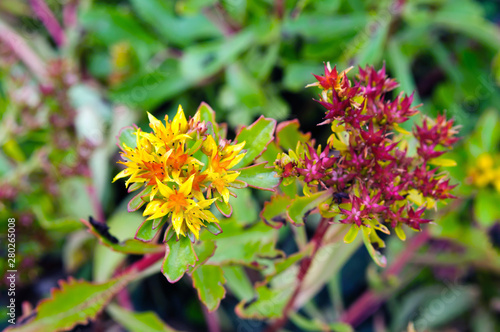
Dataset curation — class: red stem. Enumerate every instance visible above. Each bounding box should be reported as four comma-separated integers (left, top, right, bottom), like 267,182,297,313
0,20,48,82
340,229,430,326
29,0,66,46
63,0,79,29
202,305,221,332
265,217,332,332
118,252,164,277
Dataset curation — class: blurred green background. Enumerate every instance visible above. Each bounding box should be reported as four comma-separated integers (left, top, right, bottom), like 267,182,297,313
1,0,500,331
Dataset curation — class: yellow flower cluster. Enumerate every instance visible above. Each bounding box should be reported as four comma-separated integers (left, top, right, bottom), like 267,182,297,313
113,105,246,239
467,153,500,191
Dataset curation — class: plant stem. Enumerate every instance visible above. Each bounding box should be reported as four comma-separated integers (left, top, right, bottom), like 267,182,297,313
0,19,48,82
340,229,430,326
29,0,66,46
119,252,164,276
202,305,221,332
265,217,332,332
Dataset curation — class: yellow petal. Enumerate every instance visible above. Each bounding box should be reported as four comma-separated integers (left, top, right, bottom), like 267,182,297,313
172,105,188,133
179,174,195,196
171,211,184,236
220,187,230,203
147,112,162,131
112,169,129,183
156,178,174,198
201,210,219,223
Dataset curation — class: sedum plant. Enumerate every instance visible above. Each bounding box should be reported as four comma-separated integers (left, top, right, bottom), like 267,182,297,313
8,65,458,332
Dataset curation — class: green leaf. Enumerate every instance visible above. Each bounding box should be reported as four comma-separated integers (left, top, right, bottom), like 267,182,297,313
225,63,266,110
474,189,500,227
467,109,500,156
117,126,137,149
234,116,276,168
180,30,254,83
228,187,259,226
135,218,164,242
223,266,255,301
433,9,500,50
110,61,191,110
215,199,232,217
343,224,359,244
7,275,133,332
286,191,331,226
192,265,226,311
282,14,369,40
353,21,389,66
80,5,162,62
162,236,198,283
276,119,311,151
203,221,281,268
107,304,179,332
236,163,280,191
264,251,307,283
235,283,294,319
387,39,421,110
127,186,150,212
190,240,217,272
130,0,221,47
290,313,353,332
260,194,290,228
361,227,387,268
81,217,164,255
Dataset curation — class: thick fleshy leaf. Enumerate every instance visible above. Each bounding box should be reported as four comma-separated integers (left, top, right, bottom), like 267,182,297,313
236,163,280,191
192,265,226,311
81,217,163,254
135,218,164,242
127,186,151,212
343,224,359,244
228,187,259,226
223,266,255,301
235,283,294,319
258,141,282,164
362,227,387,268
189,240,216,272
203,221,281,268
264,251,307,283
205,223,222,235
162,236,198,283
260,194,291,228
117,126,137,150
107,304,179,332
276,119,312,150
286,191,331,226
234,116,276,168
6,275,132,332
215,199,232,217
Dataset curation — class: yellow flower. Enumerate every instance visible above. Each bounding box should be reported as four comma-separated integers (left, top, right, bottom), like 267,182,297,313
208,171,241,203
114,104,247,240
143,177,218,239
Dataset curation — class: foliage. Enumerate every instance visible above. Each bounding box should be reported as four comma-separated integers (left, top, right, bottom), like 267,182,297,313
1,0,500,331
